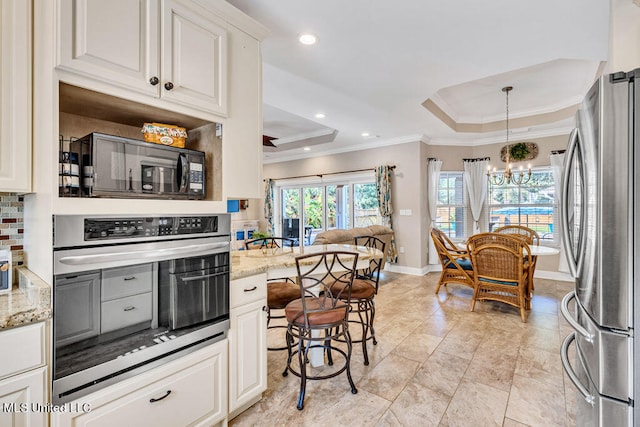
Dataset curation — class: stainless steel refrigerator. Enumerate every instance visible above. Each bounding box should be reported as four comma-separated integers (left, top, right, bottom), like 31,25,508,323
560,68,639,426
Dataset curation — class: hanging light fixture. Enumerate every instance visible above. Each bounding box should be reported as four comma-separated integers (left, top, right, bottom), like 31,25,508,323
487,86,531,185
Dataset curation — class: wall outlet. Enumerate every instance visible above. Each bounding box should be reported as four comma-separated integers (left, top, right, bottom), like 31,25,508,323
399,246,405,253
399,209,412,216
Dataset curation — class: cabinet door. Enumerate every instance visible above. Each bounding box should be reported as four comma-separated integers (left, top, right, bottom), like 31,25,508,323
55,272,101,347
0,367,47,427
0,0,32,192
229,299,267,414
224,26,262,199
160,0,227,115
51,342,227,427
57,0,160,97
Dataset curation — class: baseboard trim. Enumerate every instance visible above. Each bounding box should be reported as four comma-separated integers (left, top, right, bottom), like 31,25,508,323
385,264,435,276
387,264,573,282
534,270,574,282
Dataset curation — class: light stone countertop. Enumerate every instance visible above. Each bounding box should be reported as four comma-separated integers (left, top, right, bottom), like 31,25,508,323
230,243,383,280
0,267,52,330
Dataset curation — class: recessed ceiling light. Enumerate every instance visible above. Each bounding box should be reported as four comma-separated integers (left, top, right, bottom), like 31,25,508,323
298,33,317,45
303,147,311,151
361,132,370,137
314,113,325,119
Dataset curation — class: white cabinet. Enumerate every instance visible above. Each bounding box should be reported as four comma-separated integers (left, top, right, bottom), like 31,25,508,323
0,0,32,192
52,340,228,427
224,25,263,199
0,367,47,427
0,322,48,427
57,0,227,116
228,274,267,418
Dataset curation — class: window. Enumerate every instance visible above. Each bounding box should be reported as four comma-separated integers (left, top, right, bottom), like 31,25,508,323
276,175,380,245
488,168,556,242
436,172,467,239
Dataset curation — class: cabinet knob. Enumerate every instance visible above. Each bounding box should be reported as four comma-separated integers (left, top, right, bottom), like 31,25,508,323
149,76,159,86
262,306,268,312
164,82,174,91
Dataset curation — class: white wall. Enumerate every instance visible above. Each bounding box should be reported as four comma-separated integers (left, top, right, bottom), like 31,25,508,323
609,0,640,72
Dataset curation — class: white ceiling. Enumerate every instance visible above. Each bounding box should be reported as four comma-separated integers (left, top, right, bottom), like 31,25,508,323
227,0,610,163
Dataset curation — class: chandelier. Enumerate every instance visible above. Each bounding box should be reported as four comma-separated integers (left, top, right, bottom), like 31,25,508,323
487,86,531,185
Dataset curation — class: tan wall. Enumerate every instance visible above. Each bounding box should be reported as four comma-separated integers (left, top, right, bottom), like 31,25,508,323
261,133,571,274
263,140,425,270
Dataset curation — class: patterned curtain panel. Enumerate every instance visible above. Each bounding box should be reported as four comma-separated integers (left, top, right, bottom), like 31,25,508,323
376,165,398,263
264,178,275,235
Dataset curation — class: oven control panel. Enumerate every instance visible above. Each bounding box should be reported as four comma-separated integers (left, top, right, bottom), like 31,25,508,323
84,216,219,240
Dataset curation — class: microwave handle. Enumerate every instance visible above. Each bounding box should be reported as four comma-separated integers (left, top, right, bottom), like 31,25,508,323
177,153,189,193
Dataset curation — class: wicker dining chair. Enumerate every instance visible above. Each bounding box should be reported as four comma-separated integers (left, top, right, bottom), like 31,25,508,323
245,237,299,351
466,232,532,322
282,251,359,410
493,225,539,299
430,228,474,294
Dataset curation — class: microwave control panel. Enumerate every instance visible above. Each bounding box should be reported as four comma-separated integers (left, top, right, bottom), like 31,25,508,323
84,216,219,240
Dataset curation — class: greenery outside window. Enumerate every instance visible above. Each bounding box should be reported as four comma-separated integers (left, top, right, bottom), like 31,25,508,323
276,174,380,245
488,168,556,242
436,172,467,239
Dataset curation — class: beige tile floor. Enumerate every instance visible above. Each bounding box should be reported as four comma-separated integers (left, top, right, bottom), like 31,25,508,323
230,272,577,427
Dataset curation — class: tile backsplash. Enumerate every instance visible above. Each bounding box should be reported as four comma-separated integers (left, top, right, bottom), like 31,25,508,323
0,194,24,283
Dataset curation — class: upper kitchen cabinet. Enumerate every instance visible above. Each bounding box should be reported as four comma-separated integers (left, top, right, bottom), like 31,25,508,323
57,0,227,118
224,24,263,199
0,0,32,193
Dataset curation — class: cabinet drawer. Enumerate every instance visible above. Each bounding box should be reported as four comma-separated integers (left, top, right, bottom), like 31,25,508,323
101,293,152,333
59,342,227,427
230,274,266,308
0,322,46,380
101,263,153,301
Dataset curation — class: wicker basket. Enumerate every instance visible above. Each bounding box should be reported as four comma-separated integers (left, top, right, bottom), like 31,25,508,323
142,123,188,148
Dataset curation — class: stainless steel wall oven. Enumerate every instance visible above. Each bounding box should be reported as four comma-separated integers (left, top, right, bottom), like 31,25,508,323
52,214,230,404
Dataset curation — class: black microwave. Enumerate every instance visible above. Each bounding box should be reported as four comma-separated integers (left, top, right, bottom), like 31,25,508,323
70,133,206,200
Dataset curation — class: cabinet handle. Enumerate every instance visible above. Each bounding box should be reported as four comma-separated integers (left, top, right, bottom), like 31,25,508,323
123,306,136,311
149,76,159,86
149,390,172,403
164,82,174,91
123,276,136,281
244,286,257,292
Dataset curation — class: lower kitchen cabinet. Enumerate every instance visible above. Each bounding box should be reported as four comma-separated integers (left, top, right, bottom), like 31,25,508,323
228,274,267,418
0,321,48,427
51,339,228,427
0,367,47,427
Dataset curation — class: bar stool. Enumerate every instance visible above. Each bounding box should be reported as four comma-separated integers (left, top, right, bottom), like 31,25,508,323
340,236,385,365
245,237,299,351
282,251,358,410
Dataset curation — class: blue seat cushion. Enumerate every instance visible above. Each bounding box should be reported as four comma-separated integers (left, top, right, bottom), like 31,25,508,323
445,258,473,271
479,277,518,286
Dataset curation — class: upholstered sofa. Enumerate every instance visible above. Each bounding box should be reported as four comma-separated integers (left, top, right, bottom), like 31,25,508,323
312,225,394,268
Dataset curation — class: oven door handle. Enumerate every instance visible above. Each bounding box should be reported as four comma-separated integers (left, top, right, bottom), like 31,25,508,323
180,271,227,282
58,242,230,266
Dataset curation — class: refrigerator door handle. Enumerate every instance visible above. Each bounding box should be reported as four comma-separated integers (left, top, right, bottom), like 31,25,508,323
561,332,595,406
560,291,594,343
560,127,586,278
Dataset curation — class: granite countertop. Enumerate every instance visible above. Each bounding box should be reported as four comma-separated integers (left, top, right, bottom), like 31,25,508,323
0,267,52,330
230,243,383,280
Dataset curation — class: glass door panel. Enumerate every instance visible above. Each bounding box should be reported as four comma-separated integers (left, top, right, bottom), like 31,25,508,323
281,188,301,246
353,183,381,227
303,187,322,245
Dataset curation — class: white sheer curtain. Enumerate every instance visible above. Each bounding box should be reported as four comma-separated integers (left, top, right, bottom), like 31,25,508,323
550,152,569,273
427,159,442,265
463,158,489,234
